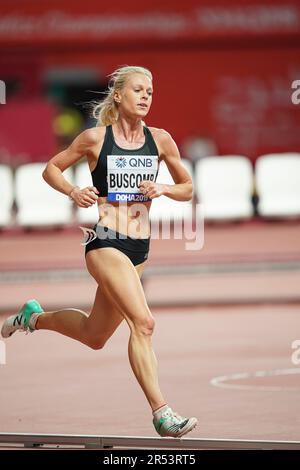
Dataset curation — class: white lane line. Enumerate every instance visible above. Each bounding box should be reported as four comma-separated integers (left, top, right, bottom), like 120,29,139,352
210,368,300,391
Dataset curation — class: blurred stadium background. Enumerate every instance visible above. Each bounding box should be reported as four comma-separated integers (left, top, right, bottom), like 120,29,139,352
0,0,300,444
1,0,300,309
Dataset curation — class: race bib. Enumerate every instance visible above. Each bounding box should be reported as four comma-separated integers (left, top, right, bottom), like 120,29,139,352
107,155,158,202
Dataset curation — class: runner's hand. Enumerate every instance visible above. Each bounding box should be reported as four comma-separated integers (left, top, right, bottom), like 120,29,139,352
69,186,99,208
139,181,166,199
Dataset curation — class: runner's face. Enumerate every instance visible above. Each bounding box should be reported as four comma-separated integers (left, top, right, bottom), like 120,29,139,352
115,73,153,118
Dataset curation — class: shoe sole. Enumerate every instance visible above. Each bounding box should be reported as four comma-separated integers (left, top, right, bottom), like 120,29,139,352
1,315,17,339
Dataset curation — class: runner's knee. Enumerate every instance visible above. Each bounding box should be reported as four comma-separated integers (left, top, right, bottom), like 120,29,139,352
131,315,155,336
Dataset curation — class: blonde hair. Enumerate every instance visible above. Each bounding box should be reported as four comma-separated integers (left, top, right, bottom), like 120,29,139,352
93,65,152,126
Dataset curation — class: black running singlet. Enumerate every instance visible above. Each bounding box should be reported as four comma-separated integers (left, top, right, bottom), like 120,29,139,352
91,125,159,202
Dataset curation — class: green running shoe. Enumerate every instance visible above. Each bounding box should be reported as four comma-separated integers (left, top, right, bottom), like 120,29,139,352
153,407,198,438
1,299,43,338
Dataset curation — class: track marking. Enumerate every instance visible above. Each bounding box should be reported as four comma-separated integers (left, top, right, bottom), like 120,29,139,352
210,367,300,391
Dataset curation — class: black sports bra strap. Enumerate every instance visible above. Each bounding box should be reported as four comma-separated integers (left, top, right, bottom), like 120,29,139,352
107,124,113,137
144,126,159,155
91,125,112,182
101,125,113,155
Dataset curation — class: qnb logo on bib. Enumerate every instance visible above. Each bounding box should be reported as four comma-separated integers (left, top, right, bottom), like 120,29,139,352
107,155,158,202
115,156,127,168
